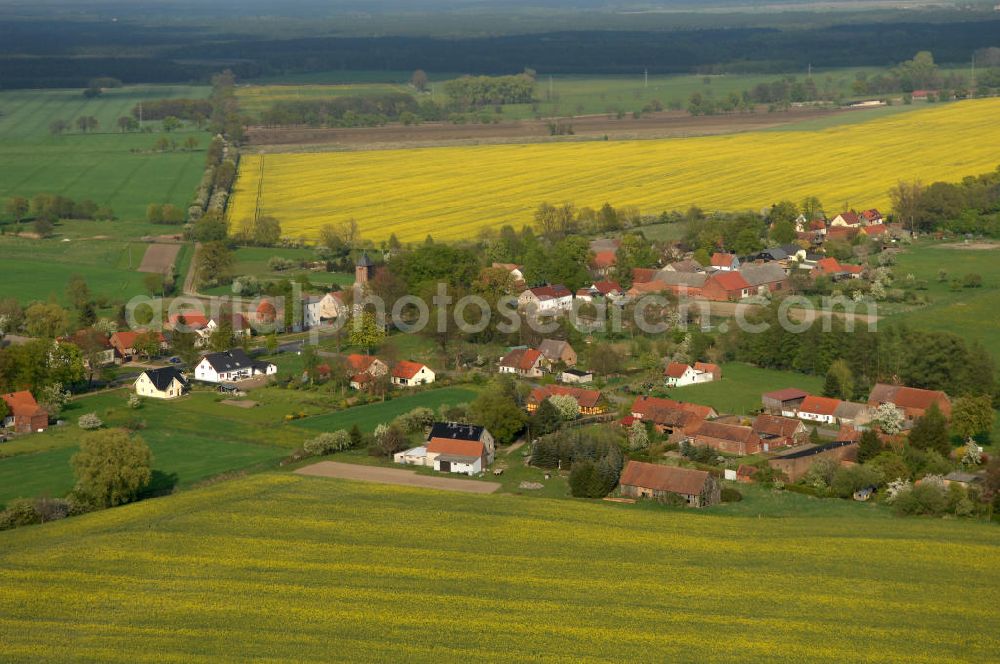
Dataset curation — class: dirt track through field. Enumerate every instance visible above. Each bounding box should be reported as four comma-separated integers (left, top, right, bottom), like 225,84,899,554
246,105,851,152
137,243,181,274
295,461,501,493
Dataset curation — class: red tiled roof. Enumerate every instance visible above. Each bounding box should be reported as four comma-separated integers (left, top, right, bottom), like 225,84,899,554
837,211,861,225
110,330,165,349
763,388,809,402
710,271,751,292
809,220,827,231
799,395,842,416
692,420,759,444
840,263,863,274
169,312,209,329
664,362,691,378
1,390,46,418
753,414,803,438
592,250,617,269
529,385,602,409
630,396,713,428
346,354,378,373
868,383,951,417
710,253,737,268
427,438,485,459
632,268,658,284
620,460,710,496
815,257,841,274
693,362,720,376
592,280,622,295
500,348,543,371
863,224,888,236
529,285,572,300
392,360,428,380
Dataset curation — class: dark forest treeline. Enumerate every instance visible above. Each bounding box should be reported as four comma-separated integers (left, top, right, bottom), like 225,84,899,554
3,19,1000,88
259,93,420,127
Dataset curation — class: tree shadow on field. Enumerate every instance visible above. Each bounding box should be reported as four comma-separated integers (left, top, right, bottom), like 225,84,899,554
142,470,179,499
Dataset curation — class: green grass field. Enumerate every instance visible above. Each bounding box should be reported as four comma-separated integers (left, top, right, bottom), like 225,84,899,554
668,362,825,414
0,86,211,227
0,389,300,509
0,473,996,661
0,231,155,304
200,246,354,296
886,241,1000,362
237,68,967,123
293,386,478,433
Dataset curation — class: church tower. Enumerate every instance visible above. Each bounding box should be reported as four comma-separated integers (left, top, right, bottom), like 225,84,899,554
355,252,374,286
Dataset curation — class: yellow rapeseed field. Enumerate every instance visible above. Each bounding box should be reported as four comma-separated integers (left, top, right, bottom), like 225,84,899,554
1,474,998,662
229,99,1000,243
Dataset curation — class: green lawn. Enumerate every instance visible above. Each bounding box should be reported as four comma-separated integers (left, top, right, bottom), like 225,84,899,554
0,473,996,661
293,386,478,433
667,362,824,414
0,232,154,304
886,240,1000,362
0,86,211,228
200,246,354,296
0,389,301,509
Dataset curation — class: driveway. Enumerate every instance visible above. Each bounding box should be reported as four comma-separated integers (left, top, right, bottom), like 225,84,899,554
295,461,501,494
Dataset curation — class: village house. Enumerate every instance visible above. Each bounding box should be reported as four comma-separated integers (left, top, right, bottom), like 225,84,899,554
134,366,189,400
761,388,809,415
867,383,951,421
498,347,545,378
833,401,874,427
743,247,788,264
825,226,861,243
688,420,763,455
830,211,862,228
390,360,435,387
492,263,525,287
662,259,702,274
629,395,716,439
590,250,618,277
560,368,594,385
664,362,721,387
394,422,496,475
60,329,115,368
860,209,884,225
537,339,577,369
701,271,752,301
1,390,48,433
752,414,808,451
739,263,789,296
618,460,721,508
631,267,658,284
710,252,740,271
109,330,168,362
346,354,389,390
518,285,574,313
303,292,345,328
814,257,863,280
527,385,606,416
795,395,841,425
768,440,858,482
169,312,252,343
194,349,277,384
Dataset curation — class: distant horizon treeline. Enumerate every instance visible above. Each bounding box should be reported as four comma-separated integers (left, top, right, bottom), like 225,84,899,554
3,19,1000,88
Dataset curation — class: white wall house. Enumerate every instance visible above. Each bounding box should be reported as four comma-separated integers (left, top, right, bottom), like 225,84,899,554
518,285,574,313
391,361,435,387
133,367,189,400
194,349,277,383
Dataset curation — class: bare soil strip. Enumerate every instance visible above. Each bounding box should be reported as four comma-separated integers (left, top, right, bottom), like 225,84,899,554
295,461,501,494
246,106,852,152
137,243,181,274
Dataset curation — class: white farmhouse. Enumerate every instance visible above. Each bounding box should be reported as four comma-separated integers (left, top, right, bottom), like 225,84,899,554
194,349,277,384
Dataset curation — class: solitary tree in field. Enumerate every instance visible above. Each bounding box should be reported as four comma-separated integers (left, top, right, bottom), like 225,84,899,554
411,69,429,93
117,116,138,132
162,116,182,132
72,429,152,509
75,116,99,133
49,119,69,136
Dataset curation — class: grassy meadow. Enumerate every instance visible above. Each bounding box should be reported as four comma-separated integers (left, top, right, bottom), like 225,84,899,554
237,68,930,122
668,362,824,414
292,386,479,433
0,473,997,662
230,98,1000,242
885,241,1000,362
0,86,211,226
200,246,355,296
